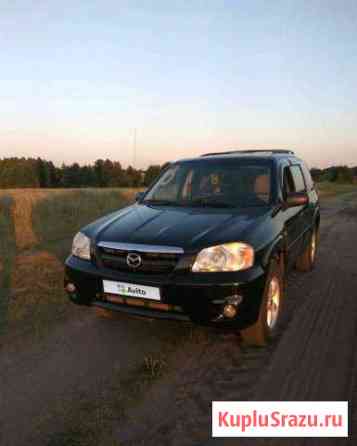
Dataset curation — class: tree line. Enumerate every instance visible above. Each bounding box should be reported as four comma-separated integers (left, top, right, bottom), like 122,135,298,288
310,166,357,184
0,157,356,189
0,158,163,188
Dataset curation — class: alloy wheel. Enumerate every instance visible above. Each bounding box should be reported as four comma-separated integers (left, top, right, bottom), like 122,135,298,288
266,276,280,330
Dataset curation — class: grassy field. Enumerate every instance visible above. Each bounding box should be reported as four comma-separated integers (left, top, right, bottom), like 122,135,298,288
0,188,140,344
0,187,214,446
317,181,357,199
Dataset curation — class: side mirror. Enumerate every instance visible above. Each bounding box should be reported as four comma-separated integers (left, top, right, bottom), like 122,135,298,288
135,191,145,202
285,192,309,208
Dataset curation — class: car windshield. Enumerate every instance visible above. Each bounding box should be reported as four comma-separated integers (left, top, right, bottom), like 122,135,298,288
143,160,272,208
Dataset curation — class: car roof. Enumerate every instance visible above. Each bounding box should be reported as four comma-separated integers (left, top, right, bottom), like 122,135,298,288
175,150,303,165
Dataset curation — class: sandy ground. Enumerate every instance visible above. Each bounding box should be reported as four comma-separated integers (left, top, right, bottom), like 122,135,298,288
2,193,357,446
115,193,357,446
1,308,192,445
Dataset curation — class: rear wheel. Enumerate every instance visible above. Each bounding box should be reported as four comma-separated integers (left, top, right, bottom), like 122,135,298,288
241,258,284,346
295,226,318,272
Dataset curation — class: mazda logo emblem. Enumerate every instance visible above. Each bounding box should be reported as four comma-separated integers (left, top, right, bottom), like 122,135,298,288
126,252,142,269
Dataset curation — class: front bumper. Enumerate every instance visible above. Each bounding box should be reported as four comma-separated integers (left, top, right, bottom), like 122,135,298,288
64,255,267,329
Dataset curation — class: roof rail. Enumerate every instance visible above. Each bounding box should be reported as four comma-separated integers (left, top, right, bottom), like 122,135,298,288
201,149,295,157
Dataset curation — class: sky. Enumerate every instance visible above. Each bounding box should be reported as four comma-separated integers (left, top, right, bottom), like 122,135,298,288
1,0,357,169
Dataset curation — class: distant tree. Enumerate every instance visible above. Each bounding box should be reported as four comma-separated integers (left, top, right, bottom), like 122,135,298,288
94,159,106,187
80,165,96,187
310,168,323,182
321,166,338,182
0,157,39,188
61,163,82,188
144,165,161,186
47,161,60,187
126,166,142,187
161,162,171,171
36,158,51,188
102,159,114,187
319,166,353,184
334,166,353,184
107,161,124,187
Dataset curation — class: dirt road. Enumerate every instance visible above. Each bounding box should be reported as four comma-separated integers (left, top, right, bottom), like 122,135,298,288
2,193,357,446
116,193,357,446
1,305,192,445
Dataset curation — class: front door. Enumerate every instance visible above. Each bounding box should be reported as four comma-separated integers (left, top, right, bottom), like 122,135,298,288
282,165,307,268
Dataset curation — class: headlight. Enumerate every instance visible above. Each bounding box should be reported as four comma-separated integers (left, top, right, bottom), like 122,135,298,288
72,232,91,260
192,242,254,272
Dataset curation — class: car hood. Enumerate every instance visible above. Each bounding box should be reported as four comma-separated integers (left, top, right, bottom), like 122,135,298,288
86,203,271,251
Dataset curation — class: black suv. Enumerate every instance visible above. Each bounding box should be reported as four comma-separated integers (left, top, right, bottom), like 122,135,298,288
65,150,320,345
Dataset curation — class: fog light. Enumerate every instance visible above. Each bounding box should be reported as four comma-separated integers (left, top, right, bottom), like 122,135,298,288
66,283,76,293
223,304,237,319
227,294,243,306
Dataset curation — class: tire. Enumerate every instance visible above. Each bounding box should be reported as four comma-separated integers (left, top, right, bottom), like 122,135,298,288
241,258,284,346
295,226,318,272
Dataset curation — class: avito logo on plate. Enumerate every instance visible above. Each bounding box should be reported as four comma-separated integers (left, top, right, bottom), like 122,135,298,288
117,283,146,297
103,280,161,301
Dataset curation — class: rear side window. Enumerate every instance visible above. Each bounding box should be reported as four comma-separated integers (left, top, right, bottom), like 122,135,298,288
289,165,306,193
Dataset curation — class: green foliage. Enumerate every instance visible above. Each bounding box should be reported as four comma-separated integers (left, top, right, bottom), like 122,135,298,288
144,165,161,186
320,166,354,184
2,157,356,189
0,157,159,189
0,158,39,188
310,168,323,182
334,166,354,184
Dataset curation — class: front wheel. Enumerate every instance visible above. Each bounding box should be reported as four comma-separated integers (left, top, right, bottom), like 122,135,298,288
241,258,284,346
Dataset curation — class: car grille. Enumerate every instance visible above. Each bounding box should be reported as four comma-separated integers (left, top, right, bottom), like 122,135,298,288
98,246,181,274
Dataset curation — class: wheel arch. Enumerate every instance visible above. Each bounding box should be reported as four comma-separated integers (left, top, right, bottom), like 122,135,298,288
261,235,285,271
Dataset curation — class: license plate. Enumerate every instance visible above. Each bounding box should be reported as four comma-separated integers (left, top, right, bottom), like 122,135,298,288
103,280,161,301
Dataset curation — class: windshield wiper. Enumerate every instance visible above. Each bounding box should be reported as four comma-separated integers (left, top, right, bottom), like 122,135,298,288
142,199,182,206
188,198,235,208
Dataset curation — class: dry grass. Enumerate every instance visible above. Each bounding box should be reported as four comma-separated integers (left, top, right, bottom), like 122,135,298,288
0,187,140,342
10,190,47,249
0,189,61,250
118,187,144,201
8,250,70,340
0,187,211,446
31,188,139,261
0,188,140,251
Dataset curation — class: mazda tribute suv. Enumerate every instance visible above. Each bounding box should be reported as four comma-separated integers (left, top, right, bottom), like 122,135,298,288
65,150,320,345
